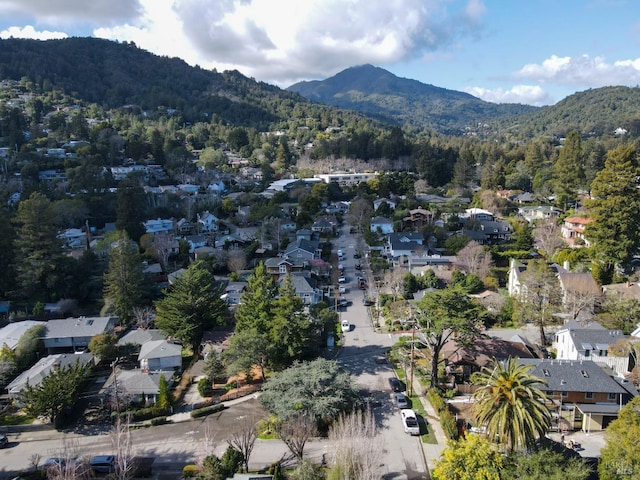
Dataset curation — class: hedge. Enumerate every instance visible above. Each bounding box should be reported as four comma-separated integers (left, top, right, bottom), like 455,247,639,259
426,389,458,440
182,465,200,478
116,406,171,422
190,403,226,418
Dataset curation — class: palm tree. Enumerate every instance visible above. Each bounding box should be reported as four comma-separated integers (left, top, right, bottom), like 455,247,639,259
471,357,552,453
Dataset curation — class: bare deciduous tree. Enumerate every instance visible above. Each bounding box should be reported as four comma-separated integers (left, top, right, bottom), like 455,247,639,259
151,232,174,271
43,438,88,480
131,306,155,329
455,240,493,279
328,408,382,480
110,416,135,480
275,414,319,460
534,219,564,259
227,416,257,473
227,250,247,273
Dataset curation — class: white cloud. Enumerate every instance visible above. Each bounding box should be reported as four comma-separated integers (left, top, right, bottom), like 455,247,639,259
515,54,640,87
0,25,67,40
92,0,487,86
0,0,142,25
463,85,554,106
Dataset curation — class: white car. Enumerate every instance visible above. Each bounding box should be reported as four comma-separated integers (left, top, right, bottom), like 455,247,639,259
339,285,347,294
338,275,346,283
400,409,420,435
341,320,350,332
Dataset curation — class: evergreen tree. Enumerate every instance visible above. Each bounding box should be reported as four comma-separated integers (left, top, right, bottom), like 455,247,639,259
13,192,64,301
585,144,640,283
270,275,311,368
156,374,173,410
115,177,146,242
599,396,640,480
155,260,227,353
18,360,90,425
234,262,277,333
103,231,145,325
552,131,584,209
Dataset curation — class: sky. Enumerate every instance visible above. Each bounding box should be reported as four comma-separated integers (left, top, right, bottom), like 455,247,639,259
1,0,639,106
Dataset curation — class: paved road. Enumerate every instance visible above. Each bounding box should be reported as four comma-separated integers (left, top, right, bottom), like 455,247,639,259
333,225,428,480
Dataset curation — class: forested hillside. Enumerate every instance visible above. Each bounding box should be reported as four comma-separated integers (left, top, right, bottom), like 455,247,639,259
288,64,538,134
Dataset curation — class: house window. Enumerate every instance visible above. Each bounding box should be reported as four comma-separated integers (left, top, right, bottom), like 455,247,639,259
561,391,568,398
599,350,608,357
585,392,594,400
608,393,617,401
279,264,287,274
583,349,590,357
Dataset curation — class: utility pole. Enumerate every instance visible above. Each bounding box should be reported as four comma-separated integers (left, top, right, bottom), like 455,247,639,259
111,357,121,415
409,323,415,397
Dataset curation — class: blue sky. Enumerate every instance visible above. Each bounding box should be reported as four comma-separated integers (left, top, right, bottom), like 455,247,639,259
1,0,639,106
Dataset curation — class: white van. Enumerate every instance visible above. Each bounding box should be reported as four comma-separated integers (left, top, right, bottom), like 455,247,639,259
341,320,350,332
400,409,420,435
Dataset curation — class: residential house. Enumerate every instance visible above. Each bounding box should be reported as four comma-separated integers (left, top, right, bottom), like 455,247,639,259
402,208,434,231
514,192,536,204
442,337,536,384
214,233,245,250
602,281,640,303
42,316,117,354
264,257,306,279
281,274,323,305
314,172,378,185
386,232,424,258
6,352,94,396
221,281,248,306
138,340,182,371
554,320,631,376
461,219,512,245
518,358,638,432
101,369,175,406
0,320,46,351
176,218,195,235
295,229,313,242
194,246,216,260
311,216,338,236
561,216,592,248
117,329,166,348
57,228,87,249
518,205,562,224
197,211,219,233
183,234,207,253
143,218,174,235
373,197,397,211
325,201,350,215
284,238,320,261
370,216,394,235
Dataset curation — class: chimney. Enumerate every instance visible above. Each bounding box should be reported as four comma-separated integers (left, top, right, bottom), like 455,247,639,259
563,260,570,271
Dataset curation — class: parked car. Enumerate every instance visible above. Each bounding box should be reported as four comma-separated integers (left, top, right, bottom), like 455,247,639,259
339,285,347,294
0,434,8,448
338,275,346,283
363,298,374,306
388,377,404,392
338,263,345,271
44,458,89,479
394,393,410,409
89,455,116,474
355,263,361,270
354,253,360,259
400,409,420,435
341,319,350,332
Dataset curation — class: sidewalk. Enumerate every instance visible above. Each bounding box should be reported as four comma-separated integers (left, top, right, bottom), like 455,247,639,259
410,376,447,476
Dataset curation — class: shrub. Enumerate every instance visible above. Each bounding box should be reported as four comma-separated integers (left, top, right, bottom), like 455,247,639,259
427,388,458,440
197,377,213,397
119,406,171,422
190,403,226,418
182,464,199,478
150,416,169,426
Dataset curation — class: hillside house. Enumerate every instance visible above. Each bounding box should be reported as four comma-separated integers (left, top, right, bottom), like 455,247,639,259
138,340,182,371
370,216,394,235
561,216,592,248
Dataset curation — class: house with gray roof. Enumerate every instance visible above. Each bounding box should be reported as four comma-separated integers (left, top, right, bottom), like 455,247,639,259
370,216,394,235
386,232,424,258
554,320,631,376
284,238,320,262
6,352,94,396
138,340,182,371
0,320,46,351
518,358,638,432
42,316,117,354
264,257,306,279
117,329,166,347
280,274,323,305
101,369,175,407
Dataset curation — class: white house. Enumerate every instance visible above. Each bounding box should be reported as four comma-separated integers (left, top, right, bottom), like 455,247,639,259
370,216,394,235
143,218,174,235
197,211,219,233
554,320,631,376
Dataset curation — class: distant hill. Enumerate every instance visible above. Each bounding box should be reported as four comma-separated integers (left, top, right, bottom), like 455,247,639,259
287,64,539,134
0,37,367,130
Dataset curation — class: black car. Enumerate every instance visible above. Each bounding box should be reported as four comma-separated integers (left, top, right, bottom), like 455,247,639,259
388,377,404,392
0,434,7,448
355,263,362,270
354,253,360,259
